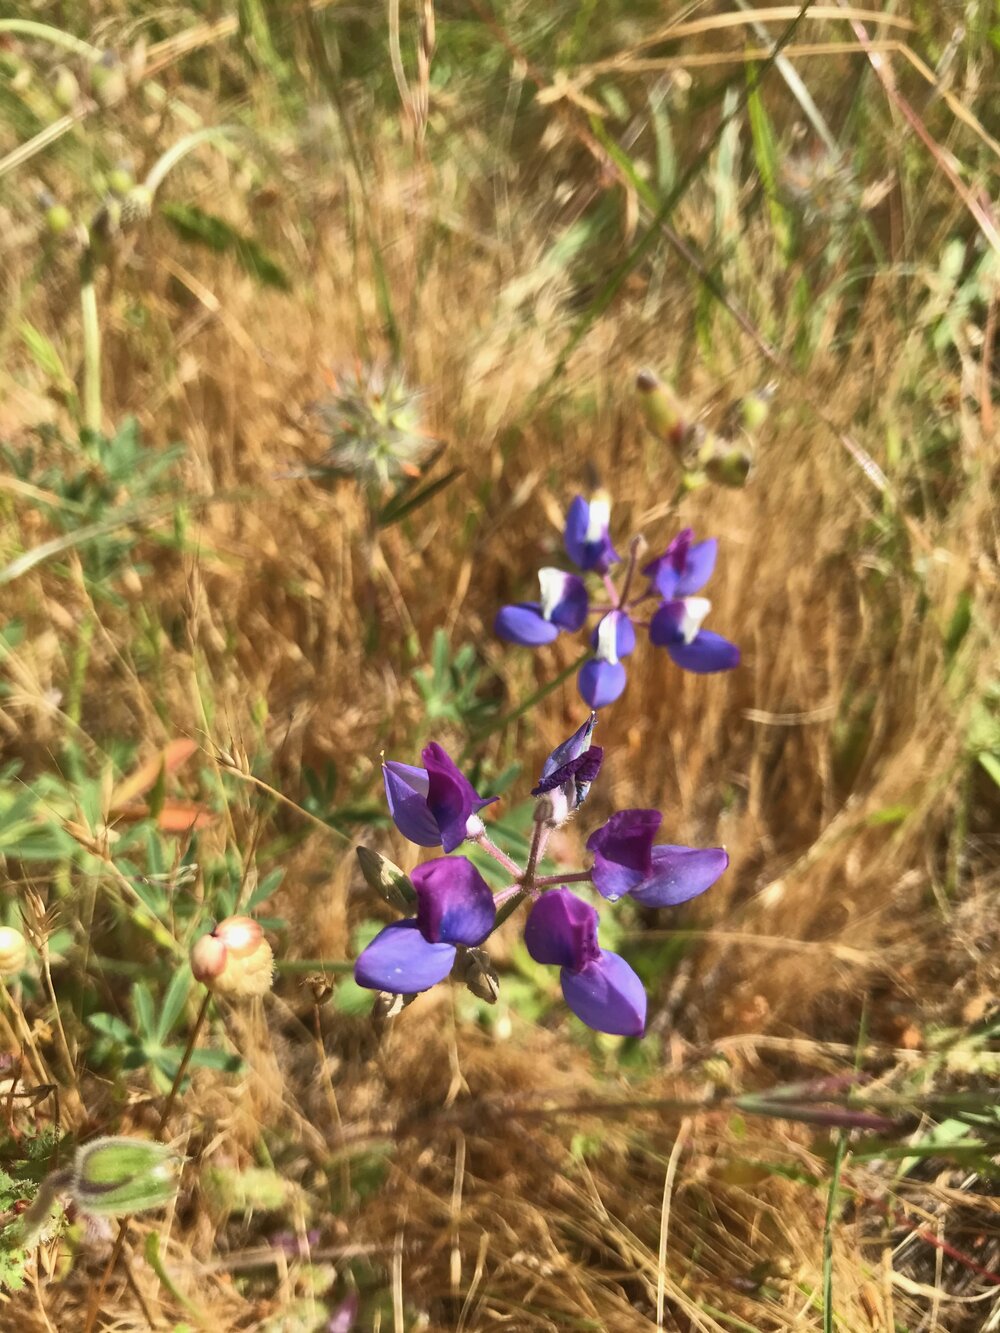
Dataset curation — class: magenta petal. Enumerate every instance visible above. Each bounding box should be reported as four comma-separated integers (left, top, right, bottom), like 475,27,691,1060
630,845,729,907
561,951,647,1036
495,603,560,647
524,888,600,970
354,920,456,992
578,660,627,709
411,856,496,946
422,742,496,853
666,630,740,674
586,809,660,900
383,762,440,847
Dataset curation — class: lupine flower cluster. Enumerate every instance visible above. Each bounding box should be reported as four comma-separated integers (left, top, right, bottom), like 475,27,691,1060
495,494,740,708
353,717,728,1037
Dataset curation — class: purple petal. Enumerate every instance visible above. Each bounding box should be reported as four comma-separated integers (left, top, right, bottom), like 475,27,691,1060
538,713,597,782
531,746,603,800
561,951,647,1036
586,809,660,900
630,845,729,907
354,919,456,992
524,888,600,970
423,742,496,853
674,538,717,597
578,660,627,709
666,630,740,674
648,599,685,646
411,856,497,946
539,569,589,632
495,603,560,647
589,609,636,659
383,762,440,847
564,495,619,574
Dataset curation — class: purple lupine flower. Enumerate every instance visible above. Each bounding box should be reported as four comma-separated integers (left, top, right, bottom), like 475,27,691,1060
524,888,646,1036
531,713,604,824
495,568,589,647
586,809,728,906
578,610,633,708
354,856,496,993
649,598,740,673
564,493,620,574
382,743,496,853
644,529,739,674
643,528,717,599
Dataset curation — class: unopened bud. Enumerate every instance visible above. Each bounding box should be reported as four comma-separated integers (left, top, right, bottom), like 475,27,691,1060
72,1137,182,1217
120,185,153,227
356,847,416,909
0,927,28,977
740,382,777,434
533,795,554,826
192,916,274,998
52,66,80,111
190,932,227,983
45,204,73,236
703,444,753,489
636,368,692,454
107,165,135,197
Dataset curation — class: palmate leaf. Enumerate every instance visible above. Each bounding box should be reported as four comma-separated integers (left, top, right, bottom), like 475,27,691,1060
160,202,291,291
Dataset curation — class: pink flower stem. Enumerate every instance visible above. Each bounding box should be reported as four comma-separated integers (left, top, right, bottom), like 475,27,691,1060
532,870,593,887
601,574,620,607
473,833,523,878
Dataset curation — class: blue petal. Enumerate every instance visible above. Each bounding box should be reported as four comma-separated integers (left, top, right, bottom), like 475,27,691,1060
412,856,497,946
383,762,441,847
674,538,717,597
548,574,589,632
563,495,591,570
354,920,456,992
630,845,729,907
495,603,560,647
666,630,740,674
578,660,627,709
524,888,600,970
561,951,647,1036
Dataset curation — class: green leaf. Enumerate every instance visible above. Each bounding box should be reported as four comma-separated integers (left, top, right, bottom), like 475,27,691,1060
132,982,157,1039
19,322,77,401
376,467,462,527
160,202,291,291
88,1012,135,1045
978,751,1000,788
156,968,192,1042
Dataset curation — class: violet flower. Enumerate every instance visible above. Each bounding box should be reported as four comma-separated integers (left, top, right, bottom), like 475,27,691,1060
354,856,496,993
586,809,728,906
524,888,646,1036
382,742,496,853
645,529,739,674
563,492,620,574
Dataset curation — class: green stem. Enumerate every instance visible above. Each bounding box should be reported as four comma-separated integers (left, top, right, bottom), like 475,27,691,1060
156,990,211,1136
143,126,236,196
0,20,102,61
80,252,101,434
273,959,354,975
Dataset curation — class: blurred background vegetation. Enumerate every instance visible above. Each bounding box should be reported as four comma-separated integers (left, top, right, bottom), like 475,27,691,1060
0,0,998,1328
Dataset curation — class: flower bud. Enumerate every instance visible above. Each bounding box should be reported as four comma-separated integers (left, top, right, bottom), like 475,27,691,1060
356,847,416,909
636,368,693,455
52,66,80,111
71,1137,182,1217
0,927,27,977
703,443,753,489
190,932,226,983
192,916,274,998
90,52,127,108
45,204,73,236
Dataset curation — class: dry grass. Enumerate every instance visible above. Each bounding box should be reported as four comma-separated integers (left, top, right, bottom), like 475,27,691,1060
0,2,998,1329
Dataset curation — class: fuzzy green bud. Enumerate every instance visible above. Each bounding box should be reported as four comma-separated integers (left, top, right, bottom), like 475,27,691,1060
636,368,692,454
356,847,416,909
120,185,153,227
90,53,127,109
71,1137,182,1217
107,165,135,197
703,444,753,489
45,204,73,236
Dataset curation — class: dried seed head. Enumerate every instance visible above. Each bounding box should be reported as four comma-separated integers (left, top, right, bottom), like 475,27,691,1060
192,917,273,998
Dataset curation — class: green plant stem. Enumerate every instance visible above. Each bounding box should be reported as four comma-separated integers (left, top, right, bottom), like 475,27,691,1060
466,650,590,758
143,126,236,196
79,253,101,434
156,989,211,1136
532,870,592,887
0,19,102,60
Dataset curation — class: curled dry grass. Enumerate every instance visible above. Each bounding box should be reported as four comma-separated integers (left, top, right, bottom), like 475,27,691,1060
0,2,999,1329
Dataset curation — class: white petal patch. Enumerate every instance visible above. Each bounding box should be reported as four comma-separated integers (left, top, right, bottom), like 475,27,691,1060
679,597,711,644
538,567,570,621
585,494,611,543
596,613,620,664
